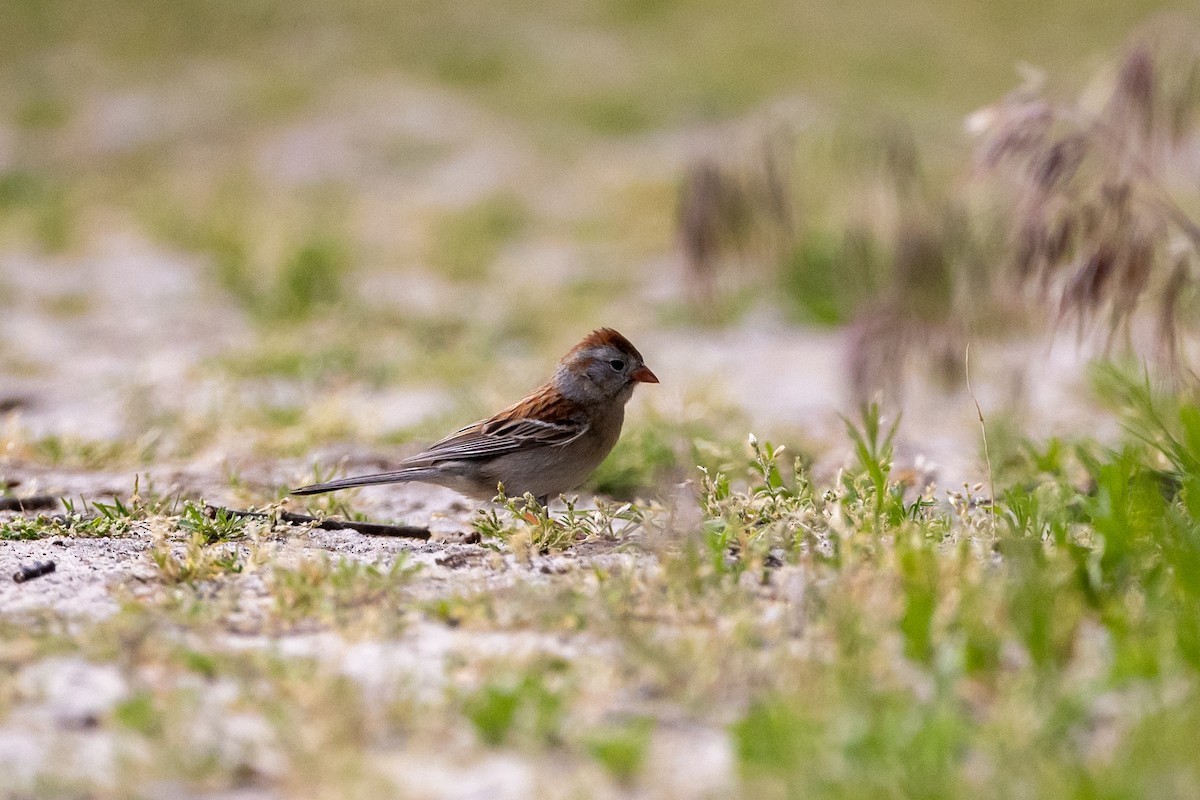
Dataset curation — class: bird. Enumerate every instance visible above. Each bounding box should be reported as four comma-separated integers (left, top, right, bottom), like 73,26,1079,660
292,328,658,506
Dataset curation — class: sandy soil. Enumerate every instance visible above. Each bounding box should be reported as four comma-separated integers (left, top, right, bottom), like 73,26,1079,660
0,71,1124,799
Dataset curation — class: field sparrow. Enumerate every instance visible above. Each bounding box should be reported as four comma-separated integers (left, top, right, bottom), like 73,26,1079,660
292,328,658,505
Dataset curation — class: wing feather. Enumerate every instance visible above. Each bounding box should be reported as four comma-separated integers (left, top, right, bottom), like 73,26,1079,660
399,392,589,466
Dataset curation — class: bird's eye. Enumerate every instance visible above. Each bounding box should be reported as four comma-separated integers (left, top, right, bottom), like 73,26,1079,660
608,359,625,371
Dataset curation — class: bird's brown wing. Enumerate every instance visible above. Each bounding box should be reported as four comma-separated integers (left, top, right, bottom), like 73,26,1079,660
402,387,589,466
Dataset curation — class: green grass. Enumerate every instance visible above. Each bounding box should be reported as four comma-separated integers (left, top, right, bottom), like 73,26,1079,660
461,660,569,747
715,390,1200,797
271,235,351,319
1,483,174,539
584,717,654,783
473,488,650,555
270,554,419,629
4,376,1200,795
3,2,1200,796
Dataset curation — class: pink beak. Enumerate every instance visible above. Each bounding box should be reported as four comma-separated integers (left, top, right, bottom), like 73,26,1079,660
631,365,659,384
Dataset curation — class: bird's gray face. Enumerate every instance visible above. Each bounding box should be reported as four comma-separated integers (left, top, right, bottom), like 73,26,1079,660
561,343,659,404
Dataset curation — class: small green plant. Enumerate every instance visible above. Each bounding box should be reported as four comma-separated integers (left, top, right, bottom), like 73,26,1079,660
473,487,648,554
461,662,569,747
463,683,523,746
584,717,654,783
0,516,60,540
177,502,248,544
780,229,883,326
687,435,820,584
111,691,163,736
841,402,905,526
270,555,418,625
272,235,349,319
1,481,166,539
149,529,246,585
732,699,815,790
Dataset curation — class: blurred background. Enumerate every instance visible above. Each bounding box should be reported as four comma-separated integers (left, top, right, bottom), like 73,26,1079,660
2,0,1199,496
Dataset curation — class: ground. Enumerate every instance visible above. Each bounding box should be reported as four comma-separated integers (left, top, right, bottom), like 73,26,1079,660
4,2,1200,797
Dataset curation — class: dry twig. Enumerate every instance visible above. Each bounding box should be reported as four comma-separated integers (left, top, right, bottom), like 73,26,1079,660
205,505,431,540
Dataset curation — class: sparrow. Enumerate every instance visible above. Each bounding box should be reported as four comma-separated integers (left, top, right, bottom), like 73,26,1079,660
292,328,658,506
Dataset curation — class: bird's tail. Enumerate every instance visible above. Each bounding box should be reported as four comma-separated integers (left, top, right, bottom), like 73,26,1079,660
291,468,436,496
